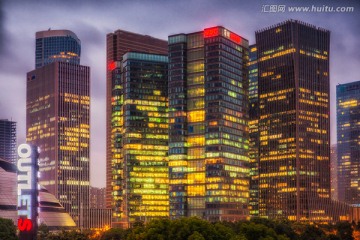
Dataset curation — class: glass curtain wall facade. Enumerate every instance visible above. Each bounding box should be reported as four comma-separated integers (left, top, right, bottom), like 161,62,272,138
336,81,360,206
248,45,259,217
27,61,90,227
109,52,168,227
168,26,249,222
0,119,16,164
106,30,168,221
256,20,333,222
35,30,81,69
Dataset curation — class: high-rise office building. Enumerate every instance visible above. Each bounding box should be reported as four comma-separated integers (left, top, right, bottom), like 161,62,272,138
256,20,334,222
27,29,90,226
337,81,360,205
168,26,249,221
0,119,16,164
109,52,168,227
106,30,168,226
35,30,81,69
248,45,259,217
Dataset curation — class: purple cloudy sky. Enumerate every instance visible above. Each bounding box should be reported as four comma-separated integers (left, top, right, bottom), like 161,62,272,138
0,0,359,188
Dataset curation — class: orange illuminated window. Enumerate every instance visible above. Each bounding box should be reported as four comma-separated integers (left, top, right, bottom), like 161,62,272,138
188,110,205,122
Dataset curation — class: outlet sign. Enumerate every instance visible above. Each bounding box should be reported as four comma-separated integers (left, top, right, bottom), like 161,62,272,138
17,144,39,239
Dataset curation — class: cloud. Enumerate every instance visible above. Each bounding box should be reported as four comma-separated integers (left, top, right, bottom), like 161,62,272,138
0,0,5,55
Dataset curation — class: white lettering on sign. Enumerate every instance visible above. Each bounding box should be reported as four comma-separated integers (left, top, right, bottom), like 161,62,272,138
17,144,33,219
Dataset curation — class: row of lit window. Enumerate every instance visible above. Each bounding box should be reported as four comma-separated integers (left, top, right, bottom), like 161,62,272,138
132,189,167,195
132,167,168,173
299,99,328,108
299,49,328,60
63,97,89,105
204,152,248,161
338,99,358,108
129,172,168,178
124,144,168,151
124,99,167,107
130,212,168,217
63,92,89,100
259,48,296,62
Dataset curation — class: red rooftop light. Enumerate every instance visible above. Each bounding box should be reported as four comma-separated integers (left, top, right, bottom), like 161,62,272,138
204,27,219,38
230,32,241,44
108,61,116,71
204,27,242,44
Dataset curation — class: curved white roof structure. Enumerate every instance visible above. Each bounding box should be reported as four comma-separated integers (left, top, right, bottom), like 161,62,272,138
0,158,76,229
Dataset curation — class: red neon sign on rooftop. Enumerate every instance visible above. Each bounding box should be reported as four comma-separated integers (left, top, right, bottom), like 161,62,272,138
204,27,242,44
204,27,219,38
230,32,241,44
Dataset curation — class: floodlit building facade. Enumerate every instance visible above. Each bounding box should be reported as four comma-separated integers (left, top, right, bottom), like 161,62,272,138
168,26,249,221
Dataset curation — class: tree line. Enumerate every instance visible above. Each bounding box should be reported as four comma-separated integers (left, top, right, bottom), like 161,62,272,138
1,217,360,240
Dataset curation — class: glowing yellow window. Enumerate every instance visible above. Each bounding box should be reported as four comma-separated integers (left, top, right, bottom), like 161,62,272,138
188,110,205,122
187,136,205,147
188,88,205,98
187,185,205,196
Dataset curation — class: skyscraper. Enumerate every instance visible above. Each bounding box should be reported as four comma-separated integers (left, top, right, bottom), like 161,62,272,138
256,20,332,222
0,119,16,164
168,26,249,221
248,45,259,217
35,30,81,69
27,29,90,226
109,52,168,227
336,81,360,205
106,30,168,226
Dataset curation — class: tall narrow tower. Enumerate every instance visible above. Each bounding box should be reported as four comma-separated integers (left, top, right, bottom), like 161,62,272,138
256,20,331,221
248,45,259,217
106,30,168,227
27,29,90,226
168,26,249,221
110,52,169,227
